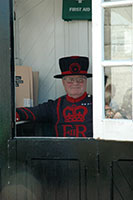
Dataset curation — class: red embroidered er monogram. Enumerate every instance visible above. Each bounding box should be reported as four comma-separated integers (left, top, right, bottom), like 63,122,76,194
63,105,88,122
62,105,88,137
63,124,87,137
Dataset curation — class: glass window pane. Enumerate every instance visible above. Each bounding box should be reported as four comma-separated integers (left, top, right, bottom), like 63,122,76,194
104,66,132,119
104,6,133,60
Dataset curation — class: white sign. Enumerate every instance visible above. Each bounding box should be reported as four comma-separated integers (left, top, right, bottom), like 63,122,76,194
76,0,85,3
69,7,90,12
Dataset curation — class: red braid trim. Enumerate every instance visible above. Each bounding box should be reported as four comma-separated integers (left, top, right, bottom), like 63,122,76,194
19,108,29,120
23,107,36,121
16,112,20,122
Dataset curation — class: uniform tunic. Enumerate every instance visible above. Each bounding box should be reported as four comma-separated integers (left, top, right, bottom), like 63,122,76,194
16,92,93,137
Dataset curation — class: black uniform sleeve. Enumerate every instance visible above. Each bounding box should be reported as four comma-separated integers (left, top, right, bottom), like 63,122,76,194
16,100,56,122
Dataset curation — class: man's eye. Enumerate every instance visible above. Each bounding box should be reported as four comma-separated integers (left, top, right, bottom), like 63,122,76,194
69,78,73,82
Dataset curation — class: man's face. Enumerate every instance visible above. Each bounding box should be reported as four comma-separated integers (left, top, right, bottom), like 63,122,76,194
62,75,87,99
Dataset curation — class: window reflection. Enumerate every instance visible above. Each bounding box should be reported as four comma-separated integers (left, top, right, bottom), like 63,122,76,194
104,67,132,119
104,6,133,60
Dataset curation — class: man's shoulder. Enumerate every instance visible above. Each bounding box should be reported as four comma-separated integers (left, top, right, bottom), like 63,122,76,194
86,94,93,99
48,95,66,103
56,95,66,100
85,94,93,103
87,94,92,97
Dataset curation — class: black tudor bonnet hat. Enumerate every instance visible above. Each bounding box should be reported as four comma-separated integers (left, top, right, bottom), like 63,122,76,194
54,56,92,78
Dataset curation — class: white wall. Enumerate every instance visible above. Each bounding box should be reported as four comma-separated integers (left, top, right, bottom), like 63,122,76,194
14,0,92,104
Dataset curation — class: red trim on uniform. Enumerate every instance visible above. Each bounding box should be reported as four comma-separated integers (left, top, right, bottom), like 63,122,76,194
23,107,36,121
19,108,29,120
66,92,87,103
62,70,87,75
16,112,20,122
55,98,61,137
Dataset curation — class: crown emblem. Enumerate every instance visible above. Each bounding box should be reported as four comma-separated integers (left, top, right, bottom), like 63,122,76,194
63,105,88,122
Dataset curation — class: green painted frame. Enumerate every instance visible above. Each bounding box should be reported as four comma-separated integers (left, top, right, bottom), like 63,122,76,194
0,0,14,195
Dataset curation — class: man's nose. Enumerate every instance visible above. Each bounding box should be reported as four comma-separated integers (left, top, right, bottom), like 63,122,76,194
73,79,79,84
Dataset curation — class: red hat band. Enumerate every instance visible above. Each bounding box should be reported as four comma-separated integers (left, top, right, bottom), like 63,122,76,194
62,71,87,75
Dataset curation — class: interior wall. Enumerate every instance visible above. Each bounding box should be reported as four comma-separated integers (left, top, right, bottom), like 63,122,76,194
14,0,92,104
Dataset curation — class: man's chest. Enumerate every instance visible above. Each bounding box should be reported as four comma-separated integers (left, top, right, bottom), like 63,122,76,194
55,98,92,137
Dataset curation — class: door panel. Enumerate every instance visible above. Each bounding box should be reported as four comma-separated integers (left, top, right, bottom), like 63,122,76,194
8,139,133,200
98,140,133,200
113,160,133,200
14,138,97,200
30,159,80,200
